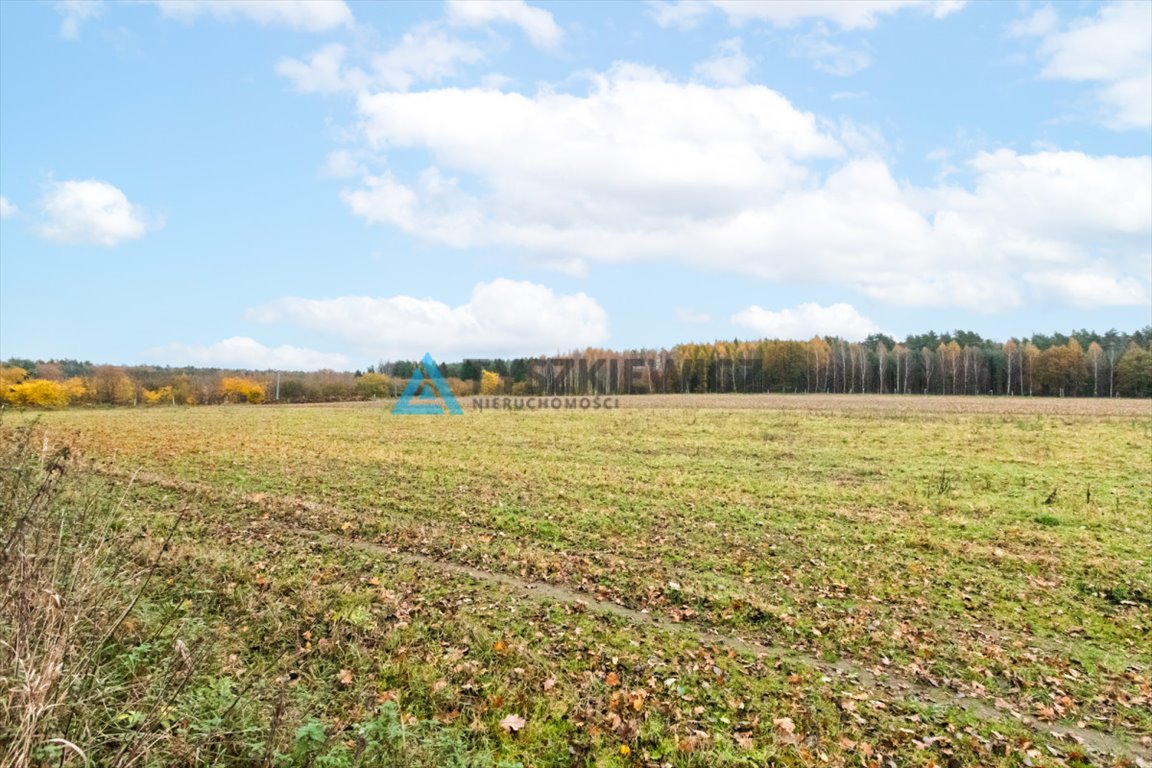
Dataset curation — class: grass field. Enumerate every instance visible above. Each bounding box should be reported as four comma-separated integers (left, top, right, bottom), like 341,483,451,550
2,396,1150,767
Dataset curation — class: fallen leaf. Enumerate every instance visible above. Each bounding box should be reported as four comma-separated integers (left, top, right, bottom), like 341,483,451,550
499,713,526,733
773,716,797,744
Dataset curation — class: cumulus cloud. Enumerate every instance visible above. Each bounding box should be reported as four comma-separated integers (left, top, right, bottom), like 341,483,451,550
36,180,160,246
1015,2,1152,129
694,37,753,85
247,279,609,359
1026,271,1149,308
331,64,1150,311
732,302,881,341
350,63,842,222
149,0,352,32
371,24,486,91
445,0,563,49
149,337,350,370
0,196,17,219
55,0,103,39
651,0,964,31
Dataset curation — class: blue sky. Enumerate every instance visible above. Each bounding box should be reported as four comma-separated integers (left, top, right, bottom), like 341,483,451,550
1,0,1149,370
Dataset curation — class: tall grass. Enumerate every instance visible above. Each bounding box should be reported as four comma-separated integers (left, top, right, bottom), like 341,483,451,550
0,423,193,766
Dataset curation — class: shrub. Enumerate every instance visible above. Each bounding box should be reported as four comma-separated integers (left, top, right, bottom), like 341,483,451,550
219,377,266,404
6,379,71,409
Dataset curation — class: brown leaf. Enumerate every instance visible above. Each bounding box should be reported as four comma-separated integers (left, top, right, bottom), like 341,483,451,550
773,716,797,744
338,669,353,686
499,713,526,733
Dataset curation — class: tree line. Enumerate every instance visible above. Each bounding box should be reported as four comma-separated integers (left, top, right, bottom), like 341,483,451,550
385,327,1152,398
0,362,395,408
2,327,1150,408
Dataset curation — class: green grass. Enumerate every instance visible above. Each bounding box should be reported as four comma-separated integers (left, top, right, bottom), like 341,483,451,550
4,399,1150,766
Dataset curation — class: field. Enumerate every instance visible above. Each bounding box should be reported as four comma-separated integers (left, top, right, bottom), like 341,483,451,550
2,396,1150,767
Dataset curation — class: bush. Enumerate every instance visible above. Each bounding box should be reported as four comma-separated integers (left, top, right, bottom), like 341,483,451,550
142,385,174,405
6,379,72,409
355,372,393,399
219,377,266,404
444,376,475,399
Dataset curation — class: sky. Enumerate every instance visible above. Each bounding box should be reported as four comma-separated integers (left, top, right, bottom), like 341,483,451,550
0,0,1149,370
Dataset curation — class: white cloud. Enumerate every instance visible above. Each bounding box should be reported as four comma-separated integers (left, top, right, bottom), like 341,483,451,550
0,196,17,219
934,149,1151,242
149,0,352,32
149,337,350,371
694,37,753,85
1007,5,1058,38
350,63,844,230
445,0,563,49
1026,271,1149,308
55,0,103,39
1018,2,1152,129
732,302,881,341
247,279,609,359
675,307,712,324
36,180,160,246
653,0,964,31
327,65,1148,312
277,27,485,95
648,0,712,29
661,2,958,77
276,44,363,94
372,24,486,91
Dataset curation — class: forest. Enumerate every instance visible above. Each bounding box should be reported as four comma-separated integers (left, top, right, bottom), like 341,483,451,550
3,327,1150,408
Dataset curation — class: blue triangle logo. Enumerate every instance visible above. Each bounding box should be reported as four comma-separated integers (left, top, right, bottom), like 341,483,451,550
392,354,464,415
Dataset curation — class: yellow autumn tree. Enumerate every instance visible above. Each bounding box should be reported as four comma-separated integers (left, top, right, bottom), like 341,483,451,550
7,379,71,409
480,369,503,395
219,377,266,404
142,385,175,405
0,365,28,404
63,377,89,403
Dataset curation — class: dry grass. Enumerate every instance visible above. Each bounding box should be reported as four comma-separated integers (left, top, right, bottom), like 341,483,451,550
565,393,1151,415
0,429,192,767
4,401,1150,766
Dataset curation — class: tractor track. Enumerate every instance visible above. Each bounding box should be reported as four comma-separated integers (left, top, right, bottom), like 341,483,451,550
94,463,1150,762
